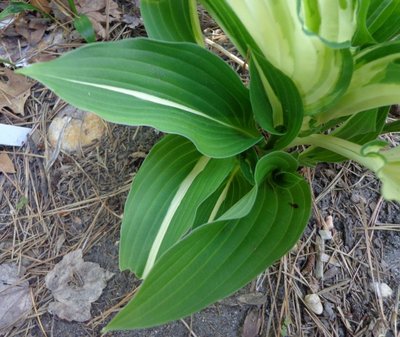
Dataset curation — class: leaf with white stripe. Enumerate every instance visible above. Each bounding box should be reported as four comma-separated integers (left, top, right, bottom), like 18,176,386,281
104,152,311,331
17,38,261,158
317,40,400,123
120,135,236,279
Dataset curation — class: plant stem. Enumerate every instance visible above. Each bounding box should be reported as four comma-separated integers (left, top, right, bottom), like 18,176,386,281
67,0,78,15
290,134,382,172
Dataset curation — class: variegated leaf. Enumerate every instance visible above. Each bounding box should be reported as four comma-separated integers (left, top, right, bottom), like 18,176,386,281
119,135,236,278
17,38,261,158
318,41,400,123
200,0,353,115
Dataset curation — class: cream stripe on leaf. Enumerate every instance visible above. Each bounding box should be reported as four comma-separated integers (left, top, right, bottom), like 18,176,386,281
317,41,400,123
119,135,235,278
142,156,210,278
18,38,261,158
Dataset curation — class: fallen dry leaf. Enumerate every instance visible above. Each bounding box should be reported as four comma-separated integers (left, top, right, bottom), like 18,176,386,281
237,292,267,306
31,0,51,14
242,307,262,337
122,14,142,29
49,0,121,39
0,264,32,334
0,15,49,65
0,68,33,115
45,249,114,322
14,17,47,46
0,152,16,173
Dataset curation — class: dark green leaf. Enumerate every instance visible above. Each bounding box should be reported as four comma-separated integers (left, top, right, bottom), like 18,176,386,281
73,14,96,43
352,0,375,46
192,170,252,229
141,0,203,45
382,119,400,133
250,51,303,150
367,0,400,43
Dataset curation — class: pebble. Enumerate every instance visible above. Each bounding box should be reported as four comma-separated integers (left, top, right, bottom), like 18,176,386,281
370,282,393,298
48,107,105,153
304,294,323,315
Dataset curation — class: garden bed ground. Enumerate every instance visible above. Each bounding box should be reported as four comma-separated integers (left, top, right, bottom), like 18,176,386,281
0,1,399,336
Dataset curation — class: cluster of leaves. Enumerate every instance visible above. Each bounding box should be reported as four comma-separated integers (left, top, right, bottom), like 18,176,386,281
16,0,400,332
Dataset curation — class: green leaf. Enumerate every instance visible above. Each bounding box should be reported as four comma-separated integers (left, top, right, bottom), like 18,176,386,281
120,135,235,279
200,0,353,115
16,196,28,211
17,38,261,158
250,50,303,150
73,14,96,43
192,169,253,228
352,0,375,46
141,0,203,45
0,1,48,20
383,119,400,133
198,0,258,58
66,0,78,14
300,106,389,164
318,40,400,123
104,152,311,331
366,0,400,43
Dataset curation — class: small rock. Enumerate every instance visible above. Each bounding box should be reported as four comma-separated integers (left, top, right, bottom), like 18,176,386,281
350,193,360,204
370,282,393,298
324,215,334,230
304,294,323,315
319,229,332,241
320,253,330,263
48,106,105,153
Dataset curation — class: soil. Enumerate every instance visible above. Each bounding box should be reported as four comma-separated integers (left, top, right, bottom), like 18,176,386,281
1,1,399,337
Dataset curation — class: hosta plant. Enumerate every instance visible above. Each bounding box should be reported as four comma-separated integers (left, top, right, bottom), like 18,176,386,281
17,0,400,332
